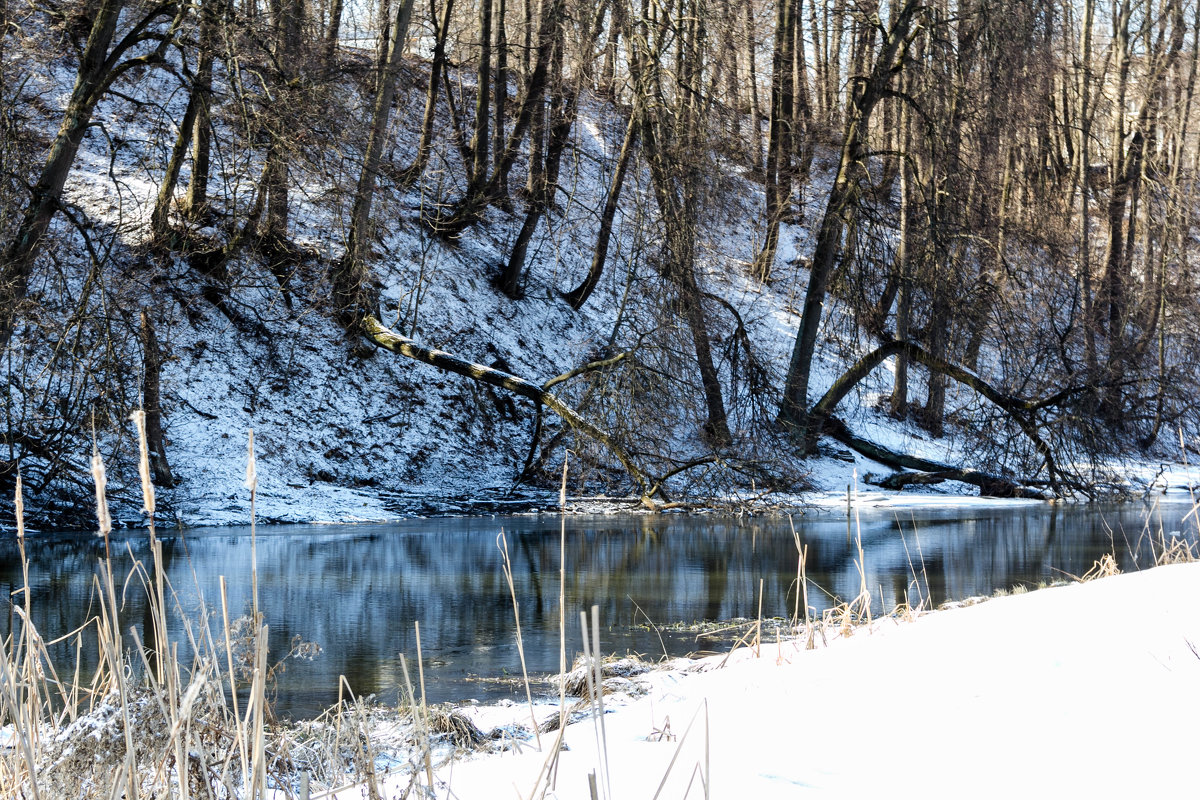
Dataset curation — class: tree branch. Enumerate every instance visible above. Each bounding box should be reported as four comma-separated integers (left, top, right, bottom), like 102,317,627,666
809,339,1066,492
361,314,651,495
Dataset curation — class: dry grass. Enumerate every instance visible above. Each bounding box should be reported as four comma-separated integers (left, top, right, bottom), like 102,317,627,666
554,655,652,699
0,422,270,799
1,422,488,800
1080,552,1121,581
1074,497,1200,583
1154,535,1198,565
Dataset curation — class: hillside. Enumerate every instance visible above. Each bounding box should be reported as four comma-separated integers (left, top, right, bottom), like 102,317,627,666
2,0,1197,525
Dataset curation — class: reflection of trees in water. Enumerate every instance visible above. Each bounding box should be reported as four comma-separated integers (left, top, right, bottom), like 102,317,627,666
2,504,1194,716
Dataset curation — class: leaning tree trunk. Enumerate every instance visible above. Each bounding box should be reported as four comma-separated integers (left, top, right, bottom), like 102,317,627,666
808,338,1067,493
0,0,177,350
778,0,921,442
151,79,206,238
397,0,455,188
336,0,415,322
396,0,451,188
500,47,574,297
562,101,638,309
361,314,653,496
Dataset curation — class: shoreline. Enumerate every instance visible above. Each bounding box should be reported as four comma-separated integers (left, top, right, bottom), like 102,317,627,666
267,557,1200,798
9,476,1194,536
4,508,1196,797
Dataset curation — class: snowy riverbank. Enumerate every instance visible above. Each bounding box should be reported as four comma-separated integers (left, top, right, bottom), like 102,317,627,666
7,501,1198,798
314,560,1200,799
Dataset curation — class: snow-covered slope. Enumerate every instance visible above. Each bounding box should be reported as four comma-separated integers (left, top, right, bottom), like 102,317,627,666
3,35,1175,527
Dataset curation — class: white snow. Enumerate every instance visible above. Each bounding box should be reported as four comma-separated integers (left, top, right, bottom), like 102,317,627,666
314,561,1200,799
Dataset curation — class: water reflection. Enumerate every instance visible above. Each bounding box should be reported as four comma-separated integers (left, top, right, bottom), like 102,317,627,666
1,502,1194,718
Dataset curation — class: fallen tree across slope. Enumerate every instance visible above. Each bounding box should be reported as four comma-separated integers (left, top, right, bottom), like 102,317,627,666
360,314,655,501
809,339,1090,497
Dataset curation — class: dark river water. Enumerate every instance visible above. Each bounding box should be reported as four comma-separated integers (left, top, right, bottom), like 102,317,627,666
2,500,1196,718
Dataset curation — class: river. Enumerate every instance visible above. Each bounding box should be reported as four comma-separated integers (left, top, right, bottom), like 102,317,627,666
2,500,1194,718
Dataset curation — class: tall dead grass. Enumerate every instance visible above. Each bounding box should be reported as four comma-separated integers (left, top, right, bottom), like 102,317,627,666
0,421,442,799
3,438,689,799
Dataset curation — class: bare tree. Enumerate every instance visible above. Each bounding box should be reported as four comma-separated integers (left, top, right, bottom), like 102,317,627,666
335,0,416,322
753,0,796,282
0,0,183,350
778,0,923,446
630,0,732,446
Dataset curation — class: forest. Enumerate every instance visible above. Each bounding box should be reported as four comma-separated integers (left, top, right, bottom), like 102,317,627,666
2,0,1199,524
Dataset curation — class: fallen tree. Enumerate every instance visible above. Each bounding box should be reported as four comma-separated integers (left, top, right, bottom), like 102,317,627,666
809,340,1078,496
360,314,656,501
822,417,1049,499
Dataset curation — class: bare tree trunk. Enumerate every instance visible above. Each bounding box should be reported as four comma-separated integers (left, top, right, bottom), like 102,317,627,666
1077,0,1098,373
150,2,220,237
262,0,302,244
524,88,546,196
922,289,948,437
183,0,216,222
717,0,741,139
492,0,508,197
468,0,493,191
140,310,175,487
743,0,764,171
521,0,534,81
151,83,205,238
1099,2,1179,420
1138,7,1194,450
809,0,826,125
965,146,1013,369
153,0,219,237
501,0,607,295
325,0,344,64
753,0,795,282
600,10,618,97
828,0,846,127
501,78,574,297
792,0,813,181
562,103,638,309
336,0,415,320
778,0,921,443
398,0,455,187
1100,0,1133,342
889,129,911,417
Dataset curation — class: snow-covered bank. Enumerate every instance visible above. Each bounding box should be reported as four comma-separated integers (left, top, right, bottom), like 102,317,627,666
358,562,1200,799
14,23,1188,527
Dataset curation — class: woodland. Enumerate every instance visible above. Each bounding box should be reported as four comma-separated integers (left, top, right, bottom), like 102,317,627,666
2,0,1200,523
